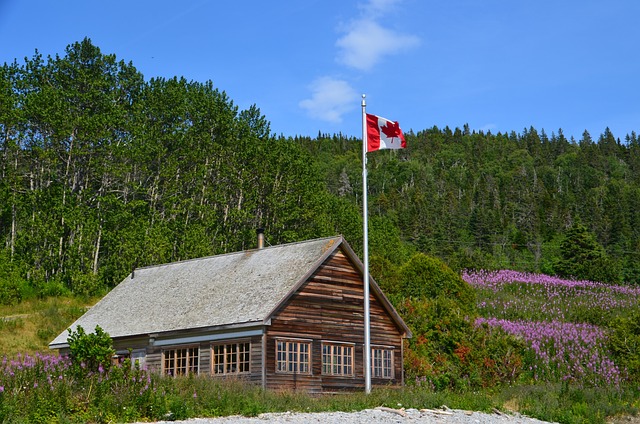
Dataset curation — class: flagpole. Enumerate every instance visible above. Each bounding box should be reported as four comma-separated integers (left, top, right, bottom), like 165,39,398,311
361,94,372,394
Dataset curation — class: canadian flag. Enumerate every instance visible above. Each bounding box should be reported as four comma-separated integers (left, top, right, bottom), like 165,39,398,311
366,113,406,152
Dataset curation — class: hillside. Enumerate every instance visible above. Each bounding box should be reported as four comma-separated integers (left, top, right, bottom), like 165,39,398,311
1,39,640,303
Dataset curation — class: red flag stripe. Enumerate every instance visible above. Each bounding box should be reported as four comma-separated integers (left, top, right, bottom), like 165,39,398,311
366,114,382,152
366,113,406,152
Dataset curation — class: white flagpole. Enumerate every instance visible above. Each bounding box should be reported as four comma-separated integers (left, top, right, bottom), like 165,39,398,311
361,94,371,394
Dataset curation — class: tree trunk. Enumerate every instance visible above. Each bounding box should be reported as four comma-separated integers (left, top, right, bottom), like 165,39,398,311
10,201,16,259
93,225,101,275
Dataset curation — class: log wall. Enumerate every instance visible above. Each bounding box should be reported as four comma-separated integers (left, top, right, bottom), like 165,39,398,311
81,245,406,393
265,248,405,392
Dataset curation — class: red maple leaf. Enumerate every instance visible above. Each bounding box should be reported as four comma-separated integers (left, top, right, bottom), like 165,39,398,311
381,120,402,139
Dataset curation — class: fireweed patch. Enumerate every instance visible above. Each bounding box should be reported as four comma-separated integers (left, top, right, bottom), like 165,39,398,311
476,318,622,387
464,269,640,323
465,270,637,387
0,352,161,422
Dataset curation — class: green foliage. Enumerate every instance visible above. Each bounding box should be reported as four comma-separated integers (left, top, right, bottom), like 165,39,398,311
0,350,636,423
392,254,522,390
2,36,640,423
0,38,340,296
555,222,621,283
368,215,414,264
400,297,525,390
369,254,400,298
447,247,497,273
608,310,640,382
0,251,25,306
500,383,638,424
398,253,475,313
66,325,115,374
2,37,640,295
0,356,509,424
0,279,21,306
67,270,103,298
36,278,70,298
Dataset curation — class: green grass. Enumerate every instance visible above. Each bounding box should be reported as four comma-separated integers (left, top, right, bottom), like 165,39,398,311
1,290,639,424
2,364,636,424
0,297,93,356
496,383,639,424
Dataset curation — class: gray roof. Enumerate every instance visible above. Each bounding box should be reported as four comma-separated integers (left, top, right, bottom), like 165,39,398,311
50,236,340,347
50,236,410,348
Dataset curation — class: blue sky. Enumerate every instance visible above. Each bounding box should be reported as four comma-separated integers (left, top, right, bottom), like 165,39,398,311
1,0,639,141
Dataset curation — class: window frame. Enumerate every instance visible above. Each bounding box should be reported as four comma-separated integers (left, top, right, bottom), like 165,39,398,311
211,340,251,375
162,345,199,377
130,349,147,369
321,341,355,377
275,338,312,375
371,345,394,379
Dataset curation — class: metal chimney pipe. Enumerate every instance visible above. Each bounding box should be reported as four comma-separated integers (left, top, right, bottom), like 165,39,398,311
256,228,265,249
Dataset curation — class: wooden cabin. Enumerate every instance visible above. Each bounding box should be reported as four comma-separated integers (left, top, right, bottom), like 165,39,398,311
50,236,411,392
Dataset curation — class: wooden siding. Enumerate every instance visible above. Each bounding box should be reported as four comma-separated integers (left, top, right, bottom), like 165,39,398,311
265,248,404,392
145,350,162,374
120,335,264,381
113,336,148,353
59,243,407,393
249,336,264,384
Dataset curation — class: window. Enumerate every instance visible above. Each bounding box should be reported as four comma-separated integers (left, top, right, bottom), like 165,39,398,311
131,349,146,369
212,342,250,375
371,347,393,379
113,349,146,369
276,339,310,374
163,347,199,376
322,342,354,376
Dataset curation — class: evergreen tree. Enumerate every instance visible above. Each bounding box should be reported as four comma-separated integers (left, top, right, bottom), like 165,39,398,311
3,38,640,296
554,222,620,283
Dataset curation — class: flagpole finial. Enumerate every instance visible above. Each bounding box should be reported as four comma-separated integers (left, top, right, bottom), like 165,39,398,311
361,94,366,107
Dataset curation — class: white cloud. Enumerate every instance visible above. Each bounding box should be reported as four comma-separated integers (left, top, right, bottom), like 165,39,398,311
299,0,418,122
336,19,420,71
299,77,358,123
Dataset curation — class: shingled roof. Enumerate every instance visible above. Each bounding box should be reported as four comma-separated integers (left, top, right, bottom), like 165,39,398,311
50,235,407,348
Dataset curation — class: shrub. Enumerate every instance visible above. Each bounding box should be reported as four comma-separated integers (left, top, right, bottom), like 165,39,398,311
67,271,103,297
37,278,70,298
478,318,621,387
396,256,525,390
398,253,476,314
0,278,21,305
400,297,525,390
0,250,26,305
369,254,401,300
608,310,640,382
66,325,115,374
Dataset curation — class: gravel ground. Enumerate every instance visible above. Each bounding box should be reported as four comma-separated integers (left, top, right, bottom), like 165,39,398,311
144,407,555,424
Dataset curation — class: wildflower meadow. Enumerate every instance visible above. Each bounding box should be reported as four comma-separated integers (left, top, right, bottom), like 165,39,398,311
0,352,162,423
464,270,640,388
1,269,639,423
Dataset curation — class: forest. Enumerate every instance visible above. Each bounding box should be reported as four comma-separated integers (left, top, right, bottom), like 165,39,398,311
1,38,640,301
